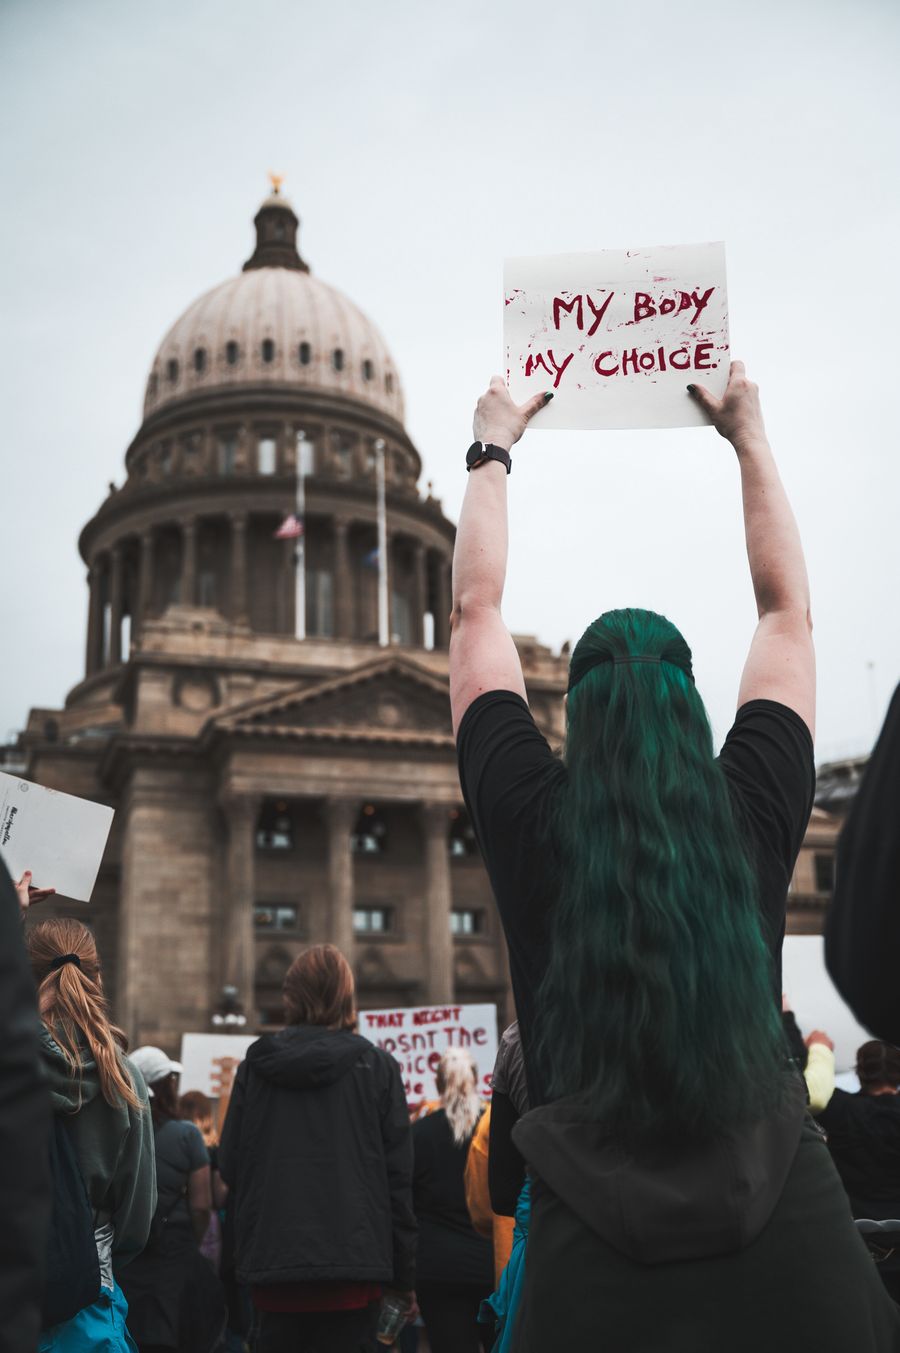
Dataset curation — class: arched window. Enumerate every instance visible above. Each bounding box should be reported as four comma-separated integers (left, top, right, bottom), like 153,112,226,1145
298,342,311,366
193,347,207,374
167,358,179,384
261,338,275,364
385,372,394,393
362,358,374,381
147,372,158,399
332,348,345,372
258,437,277,475
217,433,238,475
225,340,239,366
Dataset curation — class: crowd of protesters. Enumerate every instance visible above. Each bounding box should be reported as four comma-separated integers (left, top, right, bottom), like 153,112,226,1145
7,362,900,1351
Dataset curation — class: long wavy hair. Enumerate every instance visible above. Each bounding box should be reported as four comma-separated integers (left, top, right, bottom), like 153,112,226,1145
27,918,142,1111
436,1048,483,1146
535,608,787,1142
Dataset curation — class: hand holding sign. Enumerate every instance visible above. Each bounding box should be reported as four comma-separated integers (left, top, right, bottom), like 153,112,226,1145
14,869,56,919
504,242,730,430
473,377,553,450
687,360,767,452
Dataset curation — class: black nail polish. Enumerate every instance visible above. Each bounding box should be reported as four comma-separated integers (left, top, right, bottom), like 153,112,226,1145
544,391,554,402
686,384,696,393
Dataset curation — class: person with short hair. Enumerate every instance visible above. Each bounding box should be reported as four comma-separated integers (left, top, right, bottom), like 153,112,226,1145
26,915,155,1352
449,366,900,1350
219,943,417,1353
816,1040,900,1220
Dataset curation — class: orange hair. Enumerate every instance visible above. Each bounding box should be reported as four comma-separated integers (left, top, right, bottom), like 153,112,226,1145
180,1089,218,1146
27,918,142,1111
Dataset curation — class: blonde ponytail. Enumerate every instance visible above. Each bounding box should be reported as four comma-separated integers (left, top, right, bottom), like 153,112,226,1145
27,918,143,1111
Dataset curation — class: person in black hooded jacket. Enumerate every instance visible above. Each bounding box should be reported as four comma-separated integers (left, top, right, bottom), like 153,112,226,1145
218,943,416,1353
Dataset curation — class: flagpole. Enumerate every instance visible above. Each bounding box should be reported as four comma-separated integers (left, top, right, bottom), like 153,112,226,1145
295,434,307,641
375,438,389,647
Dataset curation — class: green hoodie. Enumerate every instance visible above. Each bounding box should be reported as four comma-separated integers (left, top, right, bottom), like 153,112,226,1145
40,1026,157,1270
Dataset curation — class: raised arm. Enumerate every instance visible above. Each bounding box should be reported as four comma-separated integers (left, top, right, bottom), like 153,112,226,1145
690,362,815,738
449,378,550,736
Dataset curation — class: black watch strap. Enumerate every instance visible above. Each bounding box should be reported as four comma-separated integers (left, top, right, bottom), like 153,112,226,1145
466,442,512,474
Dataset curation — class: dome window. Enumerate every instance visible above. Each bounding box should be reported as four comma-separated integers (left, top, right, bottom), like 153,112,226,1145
298,342,311,366
225,340,239,366
193,347,207,374
147,372,158,399
385,372,394,394
258,437,277,475
362,359,374,382
167,358,179,384
261,338,275,364
332,348,345,373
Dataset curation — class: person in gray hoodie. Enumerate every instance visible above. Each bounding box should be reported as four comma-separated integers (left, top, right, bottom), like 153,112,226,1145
27,915,156,1352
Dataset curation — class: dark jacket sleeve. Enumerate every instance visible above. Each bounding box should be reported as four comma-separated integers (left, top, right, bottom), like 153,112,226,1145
0,863,51,1353
218,1061,247,1189
376,1051,416,1290
488,1090,526,1217
826,683,900,1041
110,1063,157,1266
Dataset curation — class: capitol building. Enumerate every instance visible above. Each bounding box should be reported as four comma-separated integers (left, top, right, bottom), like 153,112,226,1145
14,185,840,1052
16,184,568,1050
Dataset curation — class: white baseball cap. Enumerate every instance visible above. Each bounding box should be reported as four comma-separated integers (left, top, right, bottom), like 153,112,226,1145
130,1045,183,1094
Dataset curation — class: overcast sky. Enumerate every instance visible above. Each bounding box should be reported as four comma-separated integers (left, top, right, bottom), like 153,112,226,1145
2,0,898,760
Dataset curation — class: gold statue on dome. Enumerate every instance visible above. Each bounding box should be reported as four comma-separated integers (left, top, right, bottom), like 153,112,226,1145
268,171,284,195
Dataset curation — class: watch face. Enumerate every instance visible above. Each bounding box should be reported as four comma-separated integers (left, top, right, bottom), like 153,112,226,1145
466,441,485,468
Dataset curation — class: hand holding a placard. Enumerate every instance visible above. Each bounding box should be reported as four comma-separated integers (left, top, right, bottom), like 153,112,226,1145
687,361,767,454
13,869,56,919
473,376,552,451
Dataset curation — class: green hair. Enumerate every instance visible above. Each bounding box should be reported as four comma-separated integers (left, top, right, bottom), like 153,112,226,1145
535,607,787,1142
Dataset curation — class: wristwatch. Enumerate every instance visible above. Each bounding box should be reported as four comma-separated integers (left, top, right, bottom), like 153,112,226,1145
466,442,512,474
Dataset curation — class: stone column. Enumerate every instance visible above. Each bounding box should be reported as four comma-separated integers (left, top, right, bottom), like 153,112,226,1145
85,562,103,676
412,542,427,647
422,803,454,1003
108,545,124,666
333,516,352,639
432,553,451,649
326,798,357,964
221,793,260,1019
182,517,197,606
230,512,248,624
137,530,154,626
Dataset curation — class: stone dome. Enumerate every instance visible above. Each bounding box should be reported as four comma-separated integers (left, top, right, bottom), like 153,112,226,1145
142,189,404,425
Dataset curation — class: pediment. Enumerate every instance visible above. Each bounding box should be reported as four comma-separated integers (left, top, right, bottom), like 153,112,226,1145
215,655,453,742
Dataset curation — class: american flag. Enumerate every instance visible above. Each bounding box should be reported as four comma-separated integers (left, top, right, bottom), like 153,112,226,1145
274,514,304,540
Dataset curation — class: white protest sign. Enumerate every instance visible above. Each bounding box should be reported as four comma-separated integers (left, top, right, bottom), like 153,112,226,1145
781,935,872,1074
179,1032,257,1099
359,1002,498,1105
0,771,114,902
504,242,729,430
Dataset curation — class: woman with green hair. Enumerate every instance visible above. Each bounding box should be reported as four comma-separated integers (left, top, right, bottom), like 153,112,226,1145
450,364,900,1350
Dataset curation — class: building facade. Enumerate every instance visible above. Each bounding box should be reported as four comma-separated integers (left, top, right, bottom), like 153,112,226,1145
16,187,568,1051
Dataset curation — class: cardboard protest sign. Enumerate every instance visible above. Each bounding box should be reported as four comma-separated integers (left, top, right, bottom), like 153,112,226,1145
0,771,114,902
179,1033,257,1099
359,1002,498,1105
504,242,729,430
